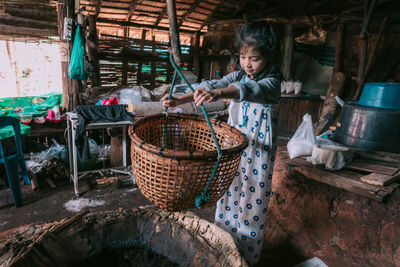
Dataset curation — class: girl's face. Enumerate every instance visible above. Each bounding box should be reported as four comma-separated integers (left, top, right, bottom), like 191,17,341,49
239,46,267,80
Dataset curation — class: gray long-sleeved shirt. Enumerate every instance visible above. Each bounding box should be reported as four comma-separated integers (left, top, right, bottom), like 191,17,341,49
198,65,281,104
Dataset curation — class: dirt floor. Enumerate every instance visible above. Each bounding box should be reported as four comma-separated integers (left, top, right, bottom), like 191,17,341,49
0,172,304,267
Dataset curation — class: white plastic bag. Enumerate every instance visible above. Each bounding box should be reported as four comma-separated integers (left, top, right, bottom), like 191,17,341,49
287,113,315,159
311,144,353,170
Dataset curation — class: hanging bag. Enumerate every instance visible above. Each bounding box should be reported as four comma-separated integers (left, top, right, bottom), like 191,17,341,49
68,25,89,80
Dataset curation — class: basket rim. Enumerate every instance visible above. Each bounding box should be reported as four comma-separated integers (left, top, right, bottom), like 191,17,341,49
129,113,248,160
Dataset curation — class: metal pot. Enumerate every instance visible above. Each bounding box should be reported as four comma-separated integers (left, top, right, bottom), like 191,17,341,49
333,102,400,153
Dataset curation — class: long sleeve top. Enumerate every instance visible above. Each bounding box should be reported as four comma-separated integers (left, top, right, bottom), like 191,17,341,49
198,64,281,104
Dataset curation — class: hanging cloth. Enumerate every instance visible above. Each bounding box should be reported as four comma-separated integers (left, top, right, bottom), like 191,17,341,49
68,25,89,80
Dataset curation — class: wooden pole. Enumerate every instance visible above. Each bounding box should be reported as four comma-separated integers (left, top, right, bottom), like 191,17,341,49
151,33,156,88
192,31,200,78
57,0,80,111
281,24,293,81
353,16,388,101
137,29,147,85
314,23,347,135
313,72,346,135
87,15,100,87
166,0,183,67
333,24,344,73
357,0,376,86
122,26,129,85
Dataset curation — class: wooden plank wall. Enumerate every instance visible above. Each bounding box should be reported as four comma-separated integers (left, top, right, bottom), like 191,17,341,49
88,36,191,90
277,96,324,137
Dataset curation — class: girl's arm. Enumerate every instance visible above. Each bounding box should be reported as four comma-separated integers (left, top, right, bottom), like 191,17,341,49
230,76,281,104
162,92,194,107
199,70,281,104
193,86,239,106
163,72,240,107
198,72,240,90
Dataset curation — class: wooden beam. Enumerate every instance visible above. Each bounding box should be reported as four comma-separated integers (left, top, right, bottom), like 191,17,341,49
154,6,168,27
0,15,57,30
95,0,102,16
4,7,57,21
126,0,139,21
199,1,226,31
281,24,293,81
178,0,201,28
0,24,58,36
97,18,196,34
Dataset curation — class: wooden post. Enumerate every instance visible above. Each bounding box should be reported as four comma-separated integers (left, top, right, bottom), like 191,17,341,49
313,72,346,135
166,0,183,67
151,33,156,88
333,24,344,73
314,23,348,135
57,0,81,111
122,26,129,85
353,16,387,101
192,31,200,78
281,24,293,81
137,29,146,85
87,15,100,87
357,0,376,86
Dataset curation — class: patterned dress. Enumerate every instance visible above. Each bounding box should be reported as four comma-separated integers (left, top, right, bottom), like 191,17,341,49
199,67,280,264
215,99,278,264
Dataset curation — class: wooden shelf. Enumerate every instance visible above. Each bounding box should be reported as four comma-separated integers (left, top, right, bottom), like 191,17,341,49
279,150,400,202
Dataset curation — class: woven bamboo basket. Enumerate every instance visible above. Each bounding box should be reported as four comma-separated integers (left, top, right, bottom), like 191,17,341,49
129,113,248,211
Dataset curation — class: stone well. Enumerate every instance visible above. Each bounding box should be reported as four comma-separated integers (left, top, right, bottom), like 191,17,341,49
1,207,248,267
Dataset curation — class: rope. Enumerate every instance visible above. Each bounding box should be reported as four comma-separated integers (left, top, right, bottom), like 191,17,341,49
168,54,223,208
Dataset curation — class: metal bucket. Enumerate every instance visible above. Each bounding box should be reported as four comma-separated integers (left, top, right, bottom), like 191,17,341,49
333,102,400,153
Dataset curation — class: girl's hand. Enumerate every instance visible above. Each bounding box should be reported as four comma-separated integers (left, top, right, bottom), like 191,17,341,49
162,94,180,108
194,87,219,107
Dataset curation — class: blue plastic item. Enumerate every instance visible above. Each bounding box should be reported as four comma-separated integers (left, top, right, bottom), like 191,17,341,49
358,82,400,110
0,116,31,207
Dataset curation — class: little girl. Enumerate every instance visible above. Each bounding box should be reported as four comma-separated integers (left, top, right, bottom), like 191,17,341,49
163,21,281,264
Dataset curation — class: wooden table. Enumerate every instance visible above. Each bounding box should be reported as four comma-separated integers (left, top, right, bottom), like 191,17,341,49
279,150,400,202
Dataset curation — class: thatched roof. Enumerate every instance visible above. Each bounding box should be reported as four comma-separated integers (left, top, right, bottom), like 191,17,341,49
1,0,400,42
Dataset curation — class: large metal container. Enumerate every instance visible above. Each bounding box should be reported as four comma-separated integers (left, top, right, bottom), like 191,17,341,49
333,102,400,153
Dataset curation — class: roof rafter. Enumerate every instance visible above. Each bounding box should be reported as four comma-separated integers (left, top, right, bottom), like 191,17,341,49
126,0,140,21
97,17,196,34
178,0,201,28
199,0,225,31
153,4,167,27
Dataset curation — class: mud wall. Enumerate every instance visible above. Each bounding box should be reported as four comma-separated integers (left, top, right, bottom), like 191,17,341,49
264,150,400,267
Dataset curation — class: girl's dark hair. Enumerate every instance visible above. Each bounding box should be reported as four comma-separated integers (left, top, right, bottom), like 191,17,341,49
236,21,281,63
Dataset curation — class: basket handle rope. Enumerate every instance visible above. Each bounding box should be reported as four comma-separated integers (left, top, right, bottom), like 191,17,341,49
166,53,223,209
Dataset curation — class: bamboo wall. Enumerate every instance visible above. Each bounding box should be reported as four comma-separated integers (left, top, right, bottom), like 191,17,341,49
88,36,192,90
